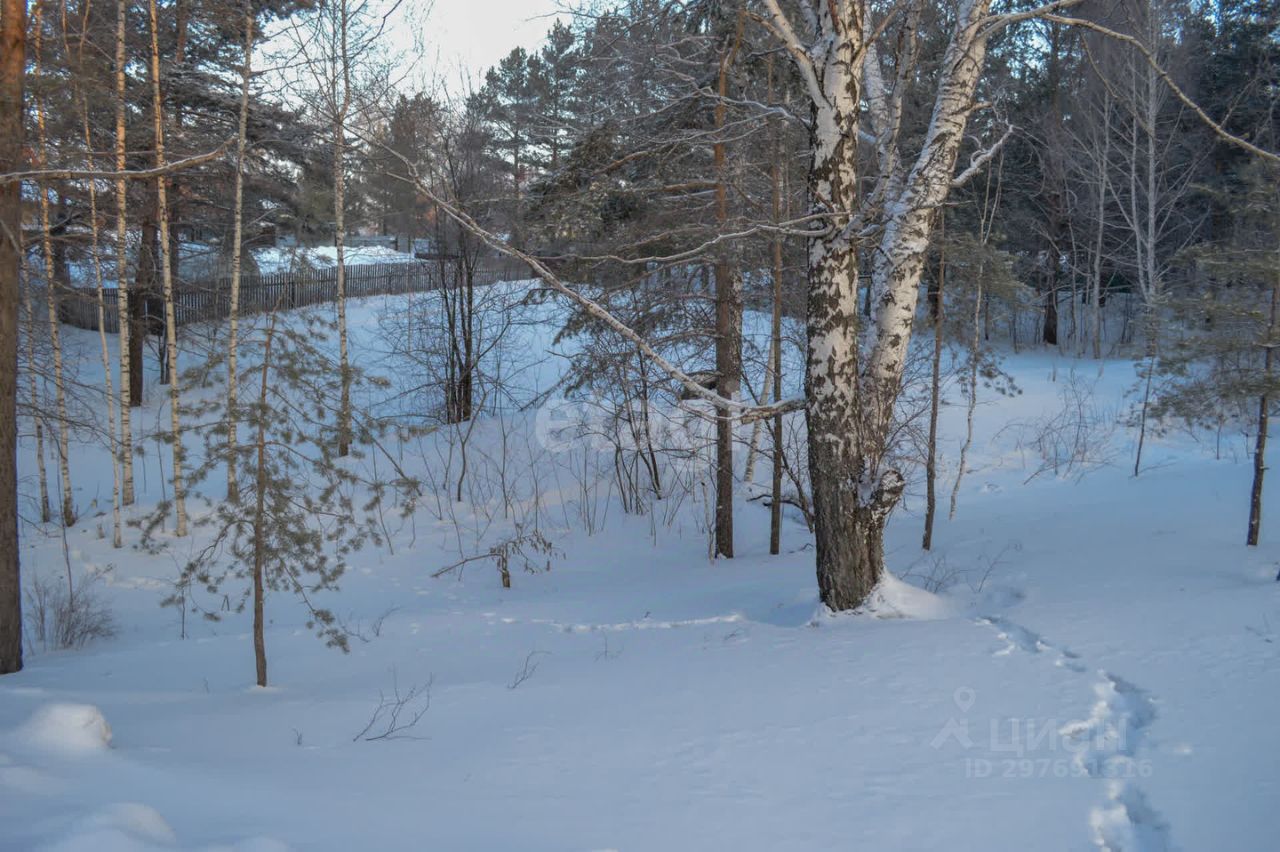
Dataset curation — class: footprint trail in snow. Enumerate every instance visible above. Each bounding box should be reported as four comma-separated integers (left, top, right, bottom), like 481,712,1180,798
977,616,1173,851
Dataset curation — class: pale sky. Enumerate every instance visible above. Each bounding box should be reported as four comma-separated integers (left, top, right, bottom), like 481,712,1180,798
392,0,570,87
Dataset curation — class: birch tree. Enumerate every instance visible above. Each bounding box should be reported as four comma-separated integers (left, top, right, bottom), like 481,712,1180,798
226,0,254,503
287,0,383,459
754,0,1041,609
32,0,76,528
81,103,123,548
114,0,134,505
148,0,188,535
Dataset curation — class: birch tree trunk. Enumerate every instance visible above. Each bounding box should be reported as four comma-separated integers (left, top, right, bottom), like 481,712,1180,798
1091,95,1112,361
82,107,123,548
0,0,25,675
32,7,76,528
22,273,50,523
114,0,137,509
148,0,188,535
764,0,995,610
225,3,253,503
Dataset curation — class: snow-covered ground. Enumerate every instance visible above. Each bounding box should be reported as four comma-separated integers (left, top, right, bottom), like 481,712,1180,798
253,245,424,274
56,240,423,290
2,285,1277,850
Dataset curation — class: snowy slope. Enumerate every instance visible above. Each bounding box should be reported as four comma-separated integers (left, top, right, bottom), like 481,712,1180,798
2,286,1278,851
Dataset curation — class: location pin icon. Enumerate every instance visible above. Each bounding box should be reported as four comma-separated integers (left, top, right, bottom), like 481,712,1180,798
954,687,976,713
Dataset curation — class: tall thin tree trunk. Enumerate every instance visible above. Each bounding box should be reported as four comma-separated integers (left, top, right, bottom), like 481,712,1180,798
1247,272,1278,547
334,1,352,458
923,212,945,551
768,55,784,557
83,107,123,548
252,313,278,688
712,15,744,559
32,6,76,527
0,0,25,675
951,277,983,521
225,2,253,503
22,265,50,523
743,348,775,484
129,215,152,408
1133,33,1162,479
148,0,188,535
114,0,135,502
951,156,1001,521
1092,96,1111,361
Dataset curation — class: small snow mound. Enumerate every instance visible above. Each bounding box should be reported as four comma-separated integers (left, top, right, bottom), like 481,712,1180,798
43,803,176,851
19,703,112,754
862,572,956,620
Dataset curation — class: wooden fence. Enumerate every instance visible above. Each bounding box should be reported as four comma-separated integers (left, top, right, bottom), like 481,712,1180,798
59,259,530,334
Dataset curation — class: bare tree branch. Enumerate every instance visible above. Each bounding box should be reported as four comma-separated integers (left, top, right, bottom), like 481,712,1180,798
0,139,234,184
1044,13,1280,165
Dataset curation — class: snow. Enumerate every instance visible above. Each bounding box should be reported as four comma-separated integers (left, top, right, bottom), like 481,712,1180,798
4,284,1279,849
15,703,113,755
253,245,423,274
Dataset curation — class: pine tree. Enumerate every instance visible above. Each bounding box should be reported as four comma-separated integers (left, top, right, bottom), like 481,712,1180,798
144,308,418,686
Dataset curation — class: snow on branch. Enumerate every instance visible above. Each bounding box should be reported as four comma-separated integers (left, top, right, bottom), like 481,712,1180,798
951,124,1014,189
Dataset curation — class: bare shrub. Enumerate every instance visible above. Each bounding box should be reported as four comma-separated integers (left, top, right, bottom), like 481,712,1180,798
24,569,117,652
508,650,547,689
1003,370,1119,482
433,525,558,589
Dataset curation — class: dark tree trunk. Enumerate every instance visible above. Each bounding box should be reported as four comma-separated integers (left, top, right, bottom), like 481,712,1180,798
131,202,160,404
252,315,278,687
811,468,897,610
1248,277,1278,547
711,23,742,560
714,261,740,559
1248,388,1269,547
1042,21,1065,349
1043,283,1059,346
0,0,25,675
769,57,784,556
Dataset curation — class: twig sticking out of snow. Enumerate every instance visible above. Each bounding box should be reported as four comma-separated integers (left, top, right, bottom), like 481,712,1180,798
353,669,433,742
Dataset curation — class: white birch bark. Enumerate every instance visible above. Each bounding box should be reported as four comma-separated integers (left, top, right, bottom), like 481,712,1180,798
225,3,253,503
148,0,188,536
82,107,123,548
114,0,135,506
32,7,75,527
334,0,352,458
22,279,50,524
